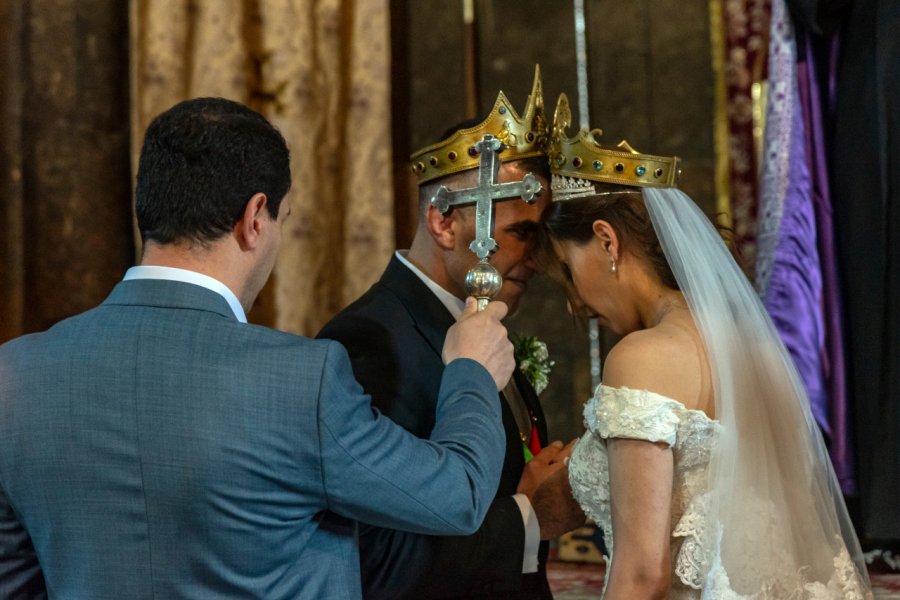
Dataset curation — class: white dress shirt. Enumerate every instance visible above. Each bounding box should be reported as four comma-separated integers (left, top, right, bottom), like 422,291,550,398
394,251,541,573
123,266,247,323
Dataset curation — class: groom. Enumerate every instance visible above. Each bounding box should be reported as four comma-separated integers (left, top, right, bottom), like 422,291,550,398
319,68,583,599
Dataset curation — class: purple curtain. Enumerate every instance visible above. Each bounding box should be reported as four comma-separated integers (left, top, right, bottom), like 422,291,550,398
756,0,855,494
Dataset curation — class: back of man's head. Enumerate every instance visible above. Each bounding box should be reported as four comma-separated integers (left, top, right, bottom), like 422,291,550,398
135,98,291,246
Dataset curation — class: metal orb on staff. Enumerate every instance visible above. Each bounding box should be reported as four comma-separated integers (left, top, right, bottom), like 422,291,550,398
430,134,543,310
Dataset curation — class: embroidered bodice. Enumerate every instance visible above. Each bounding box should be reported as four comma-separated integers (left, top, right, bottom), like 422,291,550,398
568,385,718,599
567,385,871,599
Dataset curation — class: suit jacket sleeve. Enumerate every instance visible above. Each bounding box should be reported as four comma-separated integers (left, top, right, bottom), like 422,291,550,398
319,312,528,598
316,340,505,535
0,480,48,599
359,496,526,598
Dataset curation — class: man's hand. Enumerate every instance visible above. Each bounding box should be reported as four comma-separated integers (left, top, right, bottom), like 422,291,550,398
516,440,573,499
531,467,587,540
442,298,515,390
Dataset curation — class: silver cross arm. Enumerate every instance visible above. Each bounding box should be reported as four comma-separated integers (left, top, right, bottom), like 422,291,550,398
431,134,543,260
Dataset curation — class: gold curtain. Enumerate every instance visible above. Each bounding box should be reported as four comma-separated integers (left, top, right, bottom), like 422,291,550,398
131,0,394,335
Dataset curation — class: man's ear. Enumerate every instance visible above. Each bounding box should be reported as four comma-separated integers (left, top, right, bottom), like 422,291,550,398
424,204,458,251
591,219,620,262
235,193,268,251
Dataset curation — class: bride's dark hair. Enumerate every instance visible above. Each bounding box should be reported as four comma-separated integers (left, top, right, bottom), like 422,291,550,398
542,184,679,290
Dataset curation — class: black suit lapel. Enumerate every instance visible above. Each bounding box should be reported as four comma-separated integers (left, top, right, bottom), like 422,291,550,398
381,255,551,447
378,256,457,358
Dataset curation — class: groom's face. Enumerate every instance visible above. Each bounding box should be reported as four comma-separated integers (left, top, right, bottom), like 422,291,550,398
447,161,549,314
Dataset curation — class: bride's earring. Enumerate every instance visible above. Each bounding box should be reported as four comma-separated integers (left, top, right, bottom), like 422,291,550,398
610,258,617,273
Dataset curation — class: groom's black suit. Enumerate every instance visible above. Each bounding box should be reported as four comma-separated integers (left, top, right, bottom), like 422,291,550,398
318,255,552,599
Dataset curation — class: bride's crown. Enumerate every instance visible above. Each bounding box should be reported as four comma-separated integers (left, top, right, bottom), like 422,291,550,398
548,93,681,198
409,65,549,185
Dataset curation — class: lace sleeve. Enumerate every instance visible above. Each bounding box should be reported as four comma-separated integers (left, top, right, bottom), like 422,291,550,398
585,385,682,447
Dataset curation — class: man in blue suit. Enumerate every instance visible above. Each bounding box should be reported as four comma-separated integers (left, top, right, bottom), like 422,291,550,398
0,97,513,599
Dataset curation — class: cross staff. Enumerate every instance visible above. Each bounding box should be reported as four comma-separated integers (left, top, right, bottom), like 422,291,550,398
432,135,542,259
431,134,543,309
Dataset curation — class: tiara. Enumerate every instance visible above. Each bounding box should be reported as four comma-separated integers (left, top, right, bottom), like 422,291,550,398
409,65,549,185
548,93,681,190
550,174,643,201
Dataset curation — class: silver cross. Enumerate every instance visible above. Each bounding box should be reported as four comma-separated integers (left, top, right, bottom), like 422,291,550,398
431,135,542,260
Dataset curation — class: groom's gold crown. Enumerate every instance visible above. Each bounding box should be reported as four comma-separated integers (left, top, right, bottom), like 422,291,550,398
410,65,549,185
548,93,681,195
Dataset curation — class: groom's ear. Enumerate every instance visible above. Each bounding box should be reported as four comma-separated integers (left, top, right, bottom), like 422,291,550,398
425,204,458,250
591,219,620,262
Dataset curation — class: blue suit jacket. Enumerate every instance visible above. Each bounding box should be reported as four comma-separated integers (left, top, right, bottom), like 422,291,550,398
0,279,505,599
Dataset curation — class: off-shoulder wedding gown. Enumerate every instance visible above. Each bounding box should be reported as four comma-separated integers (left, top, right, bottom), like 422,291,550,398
568,384,870,600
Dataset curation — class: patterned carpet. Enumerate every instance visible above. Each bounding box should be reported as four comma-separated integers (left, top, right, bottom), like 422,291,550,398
547,561,900,598
546,561,604,599
549,528,900,598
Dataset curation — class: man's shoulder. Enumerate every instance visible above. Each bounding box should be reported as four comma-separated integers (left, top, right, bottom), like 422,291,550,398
319,280,414,340
0,306,337,371
239,321,338,362
319,259,454,341
322,254,443,327
0,306,103,359
0,331,41,367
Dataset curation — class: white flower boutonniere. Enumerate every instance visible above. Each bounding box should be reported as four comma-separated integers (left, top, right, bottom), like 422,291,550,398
513,334,555,394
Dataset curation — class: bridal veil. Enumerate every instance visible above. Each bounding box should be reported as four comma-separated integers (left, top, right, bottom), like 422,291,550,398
643,187,870,598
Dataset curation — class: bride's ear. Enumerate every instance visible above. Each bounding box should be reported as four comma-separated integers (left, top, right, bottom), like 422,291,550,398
591,219,620,263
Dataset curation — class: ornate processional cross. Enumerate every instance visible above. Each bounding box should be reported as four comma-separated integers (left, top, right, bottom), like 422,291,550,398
431,134,543,310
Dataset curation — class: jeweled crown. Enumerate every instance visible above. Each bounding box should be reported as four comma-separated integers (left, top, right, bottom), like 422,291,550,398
548,93,681,193
410,65,549,185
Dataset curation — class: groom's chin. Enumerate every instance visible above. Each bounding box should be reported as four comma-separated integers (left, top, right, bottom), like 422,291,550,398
496,280,529,315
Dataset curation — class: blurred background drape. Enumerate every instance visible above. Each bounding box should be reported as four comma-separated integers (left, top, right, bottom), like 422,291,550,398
0,0,133,344
131,0,393,334
2,0,896,552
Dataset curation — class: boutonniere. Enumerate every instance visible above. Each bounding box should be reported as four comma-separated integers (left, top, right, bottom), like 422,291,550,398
512,334,554,394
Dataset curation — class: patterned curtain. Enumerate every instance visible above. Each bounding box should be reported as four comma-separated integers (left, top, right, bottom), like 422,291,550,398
709,0,771,267
715,0,856,494
131,0,394,335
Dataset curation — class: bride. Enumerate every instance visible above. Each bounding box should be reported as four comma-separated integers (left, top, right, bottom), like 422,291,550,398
543,94,871,599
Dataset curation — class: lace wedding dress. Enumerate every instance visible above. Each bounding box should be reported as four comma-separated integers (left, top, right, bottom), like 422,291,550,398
568,384,872,599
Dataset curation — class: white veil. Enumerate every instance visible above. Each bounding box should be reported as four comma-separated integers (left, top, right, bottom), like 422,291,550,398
642,187,870,597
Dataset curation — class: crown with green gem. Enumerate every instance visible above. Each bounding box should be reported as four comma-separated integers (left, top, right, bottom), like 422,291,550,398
409,65,549,185
548,93,681,198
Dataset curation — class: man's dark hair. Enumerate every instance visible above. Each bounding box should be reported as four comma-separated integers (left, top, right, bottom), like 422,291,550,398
135,97,291,245
436,117,483,142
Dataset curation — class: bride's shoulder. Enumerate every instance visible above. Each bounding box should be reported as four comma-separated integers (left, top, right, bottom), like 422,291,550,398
603,327,705,411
